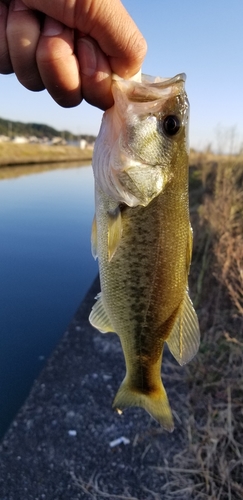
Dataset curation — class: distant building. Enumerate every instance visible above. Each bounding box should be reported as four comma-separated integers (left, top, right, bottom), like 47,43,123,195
12,136,28,144
80,139,87,150
51,136,67,145
28,136,39,143
0,135,10,143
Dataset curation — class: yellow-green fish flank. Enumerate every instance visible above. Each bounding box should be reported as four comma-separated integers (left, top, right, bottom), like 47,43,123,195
89,73,200,431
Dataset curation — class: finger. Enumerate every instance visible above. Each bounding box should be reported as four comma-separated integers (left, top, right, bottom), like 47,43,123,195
6,0,44,90
36,16,82,107
22,0,147,78
76,35,113,110
0,1,13,73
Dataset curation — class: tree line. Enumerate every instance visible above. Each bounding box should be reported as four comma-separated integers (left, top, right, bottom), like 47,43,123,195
0,117,96,143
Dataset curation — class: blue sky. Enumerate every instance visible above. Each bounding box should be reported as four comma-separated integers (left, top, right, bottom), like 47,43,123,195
0,0,242,152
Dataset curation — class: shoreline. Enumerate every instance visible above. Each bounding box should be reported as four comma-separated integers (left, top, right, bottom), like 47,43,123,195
0,158,93,180
0,142,93,167
0,156,93,167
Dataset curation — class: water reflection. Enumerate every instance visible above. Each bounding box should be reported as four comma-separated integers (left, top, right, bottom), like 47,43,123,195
0,160,89,180
0,164,98,439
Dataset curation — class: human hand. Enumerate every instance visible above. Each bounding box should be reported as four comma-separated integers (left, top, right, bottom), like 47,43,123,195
0,0,147,109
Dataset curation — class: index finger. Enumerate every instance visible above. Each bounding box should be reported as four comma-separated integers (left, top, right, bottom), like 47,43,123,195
22,0,147,78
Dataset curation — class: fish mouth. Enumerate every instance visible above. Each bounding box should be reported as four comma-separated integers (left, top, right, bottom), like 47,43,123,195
141,73,186,86
113,73,187,103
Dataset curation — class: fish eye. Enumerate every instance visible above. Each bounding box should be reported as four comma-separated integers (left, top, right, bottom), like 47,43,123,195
163,115,181,136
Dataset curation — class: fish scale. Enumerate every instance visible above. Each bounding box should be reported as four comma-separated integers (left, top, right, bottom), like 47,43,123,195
89,73,200,431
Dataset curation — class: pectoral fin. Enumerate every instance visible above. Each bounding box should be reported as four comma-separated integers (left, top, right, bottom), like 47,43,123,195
166,291,200,366
91,215,98,260
89,293,114,333
107,206,122,261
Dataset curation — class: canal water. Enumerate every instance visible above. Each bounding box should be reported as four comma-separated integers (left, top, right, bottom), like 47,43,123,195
0,163,98,439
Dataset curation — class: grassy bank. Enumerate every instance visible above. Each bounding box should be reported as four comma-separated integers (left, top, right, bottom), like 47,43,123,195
0,142,92,166
162,154,243,499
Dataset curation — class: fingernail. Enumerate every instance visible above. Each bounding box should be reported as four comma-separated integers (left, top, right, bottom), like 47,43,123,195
42,17,64,37
13,0,28,11
77,37,97,77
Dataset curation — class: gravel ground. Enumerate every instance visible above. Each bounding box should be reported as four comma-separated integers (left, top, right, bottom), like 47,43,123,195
0,277,190,500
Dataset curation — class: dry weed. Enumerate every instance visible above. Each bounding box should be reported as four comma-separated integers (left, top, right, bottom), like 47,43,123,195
176,157,243,499
71,471,140,500
201,159,243,319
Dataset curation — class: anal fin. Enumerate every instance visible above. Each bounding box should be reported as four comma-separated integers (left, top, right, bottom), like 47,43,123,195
166,291,200,366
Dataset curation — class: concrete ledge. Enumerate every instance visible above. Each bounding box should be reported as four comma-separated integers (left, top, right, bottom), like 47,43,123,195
0,276,188,499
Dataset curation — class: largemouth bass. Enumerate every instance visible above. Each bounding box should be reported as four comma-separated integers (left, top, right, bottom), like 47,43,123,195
89,73,200,431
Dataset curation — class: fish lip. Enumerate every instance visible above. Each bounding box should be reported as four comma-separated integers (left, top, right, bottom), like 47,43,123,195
141,73,187,87
113,73,188,106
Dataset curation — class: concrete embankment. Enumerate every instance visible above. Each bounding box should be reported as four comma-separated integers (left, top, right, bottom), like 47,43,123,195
0,277,189,499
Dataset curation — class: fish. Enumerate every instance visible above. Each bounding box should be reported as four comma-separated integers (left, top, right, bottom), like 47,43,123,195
89,72,200,431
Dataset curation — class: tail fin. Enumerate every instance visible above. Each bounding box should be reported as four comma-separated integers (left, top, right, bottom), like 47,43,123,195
112,378,174,432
